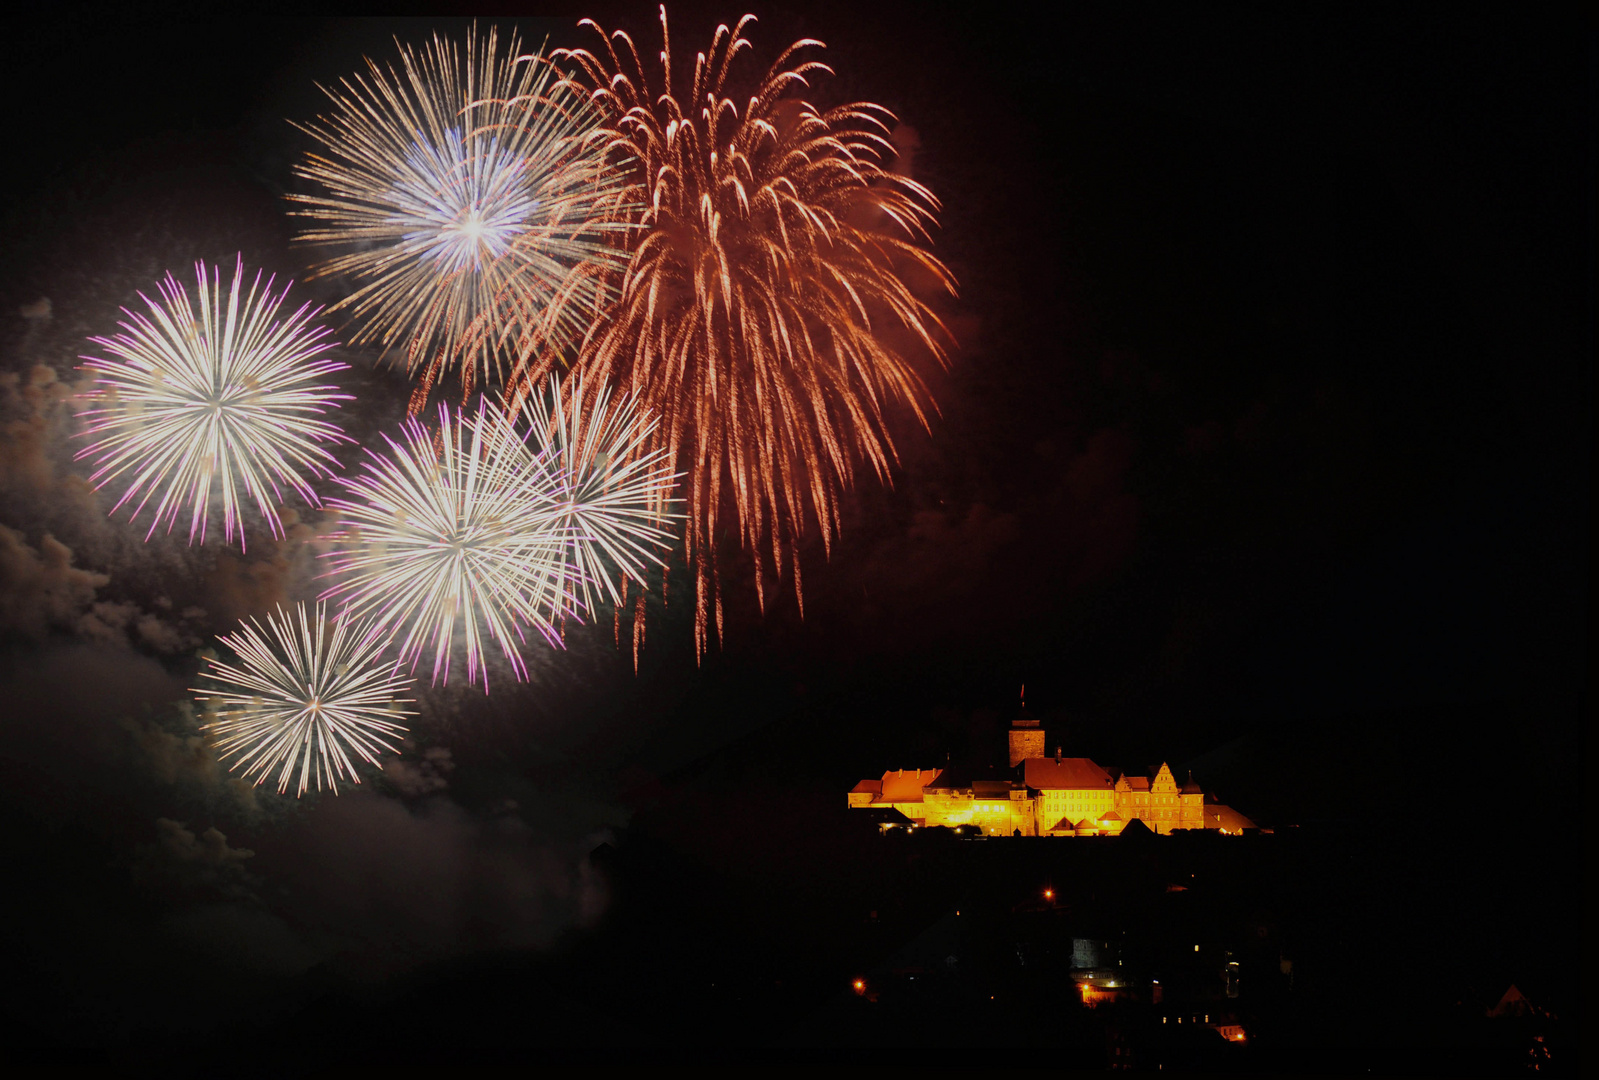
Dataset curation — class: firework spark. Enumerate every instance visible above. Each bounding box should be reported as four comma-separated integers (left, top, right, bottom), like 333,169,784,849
537,9,957,653
75,257,350,549
195,601,415,797
291,24,632,403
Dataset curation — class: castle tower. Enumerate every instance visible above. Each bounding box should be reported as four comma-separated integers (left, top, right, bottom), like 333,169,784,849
1180,770,1205,829
1009,717,1045,767
1009,684,1046,767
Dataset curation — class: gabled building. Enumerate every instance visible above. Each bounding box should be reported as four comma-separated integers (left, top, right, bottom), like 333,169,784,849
848,718,1260,836
1026,755,1115,834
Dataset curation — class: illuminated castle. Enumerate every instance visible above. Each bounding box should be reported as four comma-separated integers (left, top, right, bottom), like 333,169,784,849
848,715,1259,837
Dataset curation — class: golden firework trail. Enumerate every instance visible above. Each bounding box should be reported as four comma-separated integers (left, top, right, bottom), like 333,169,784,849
291,24,632,405
195,601,416,797
75,257,350,549
532,7,956,654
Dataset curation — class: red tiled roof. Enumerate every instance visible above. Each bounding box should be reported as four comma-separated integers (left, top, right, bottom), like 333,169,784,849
1100,811,1123,822
1024,757,1113,790
850,780,883,795
1047,817,1077,833
880,768,941,802
1120,776,1150,791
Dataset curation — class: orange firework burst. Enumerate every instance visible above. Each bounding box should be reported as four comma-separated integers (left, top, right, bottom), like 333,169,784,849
533,7,956,653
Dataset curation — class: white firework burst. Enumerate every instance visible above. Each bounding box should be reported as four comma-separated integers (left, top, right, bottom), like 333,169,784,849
195,601,416,797
320,403,574,690
291,23,631,399
75,256,350,549
320,388,679,690
503,375,678,620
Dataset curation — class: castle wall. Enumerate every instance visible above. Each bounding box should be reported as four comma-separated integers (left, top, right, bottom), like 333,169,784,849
921,789,1035,835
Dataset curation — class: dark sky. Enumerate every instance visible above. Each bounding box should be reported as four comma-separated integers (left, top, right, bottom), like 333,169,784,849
0,2,1588,1062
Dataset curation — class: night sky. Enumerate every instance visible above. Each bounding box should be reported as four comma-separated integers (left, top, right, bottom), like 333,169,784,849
1,3,1587,1068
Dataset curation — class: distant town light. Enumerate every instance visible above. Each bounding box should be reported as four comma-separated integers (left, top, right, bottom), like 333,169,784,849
852,978,865,994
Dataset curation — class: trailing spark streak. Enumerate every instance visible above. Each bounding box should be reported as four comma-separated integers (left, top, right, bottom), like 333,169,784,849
75,257,350,549
537,9,957,653
195,602,415,797
291,24,632,402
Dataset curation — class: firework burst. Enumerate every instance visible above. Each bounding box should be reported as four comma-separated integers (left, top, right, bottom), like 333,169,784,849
321,403,572,689
322,389,679,688
506,374,679,626
195,601,415,797
537,9,957,653
75,257,350,549
291,24,632,403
